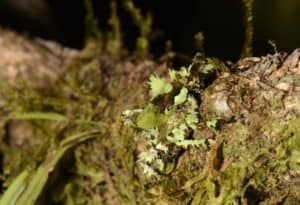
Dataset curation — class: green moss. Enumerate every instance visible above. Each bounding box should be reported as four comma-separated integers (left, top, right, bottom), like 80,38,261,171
123,0,152,56
1,1,300,204
240,0,254,58
82,0,103,58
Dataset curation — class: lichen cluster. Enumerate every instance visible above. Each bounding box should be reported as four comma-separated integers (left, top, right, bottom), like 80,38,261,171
123,65,205,178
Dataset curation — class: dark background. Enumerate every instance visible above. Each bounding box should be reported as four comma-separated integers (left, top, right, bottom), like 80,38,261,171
0,0,299,61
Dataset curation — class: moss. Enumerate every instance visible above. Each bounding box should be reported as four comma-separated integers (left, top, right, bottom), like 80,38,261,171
240,0,254,58
123,0,152,56
3,45,300,204
1,1,300,204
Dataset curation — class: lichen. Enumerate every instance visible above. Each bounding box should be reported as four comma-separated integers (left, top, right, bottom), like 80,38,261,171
123,65,206,179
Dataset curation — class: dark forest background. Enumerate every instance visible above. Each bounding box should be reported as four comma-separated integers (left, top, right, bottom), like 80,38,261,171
0,0,299,61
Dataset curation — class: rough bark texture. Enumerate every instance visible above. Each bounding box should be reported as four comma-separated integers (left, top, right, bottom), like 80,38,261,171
0,28,300,205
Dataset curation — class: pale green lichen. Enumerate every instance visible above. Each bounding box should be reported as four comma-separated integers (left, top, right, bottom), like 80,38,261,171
168,64,192,83
149,75,173,100
206,119,218,129
174,87,188,106
123,65,205,178
136,104,167,129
